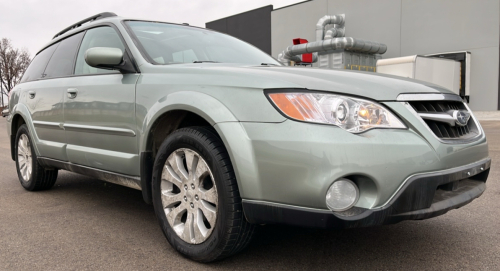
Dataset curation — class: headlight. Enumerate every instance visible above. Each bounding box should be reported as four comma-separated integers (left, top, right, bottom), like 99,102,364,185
267,92,406,133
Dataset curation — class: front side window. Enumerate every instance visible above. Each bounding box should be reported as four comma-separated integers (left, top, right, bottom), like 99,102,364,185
125,21,280,66
43,32,84,78
74,27,125,75
20,43,58,83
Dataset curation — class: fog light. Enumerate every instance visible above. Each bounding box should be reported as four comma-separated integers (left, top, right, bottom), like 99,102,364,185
326,179,359,211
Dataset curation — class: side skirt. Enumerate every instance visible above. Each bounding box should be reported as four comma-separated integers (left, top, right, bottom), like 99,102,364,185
38,157,142,190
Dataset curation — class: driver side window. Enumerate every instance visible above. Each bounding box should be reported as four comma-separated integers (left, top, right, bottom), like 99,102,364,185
75,27,125,75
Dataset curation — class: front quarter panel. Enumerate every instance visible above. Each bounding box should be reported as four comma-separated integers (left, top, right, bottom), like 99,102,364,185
137,84,236,153
135,73,287,153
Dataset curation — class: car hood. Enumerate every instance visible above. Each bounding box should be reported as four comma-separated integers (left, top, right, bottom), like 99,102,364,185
143,63,455,101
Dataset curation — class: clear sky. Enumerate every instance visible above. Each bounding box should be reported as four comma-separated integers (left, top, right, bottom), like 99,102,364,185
0,0,304,56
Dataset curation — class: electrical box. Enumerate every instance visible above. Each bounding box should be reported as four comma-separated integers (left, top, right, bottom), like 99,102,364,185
376,55,461,95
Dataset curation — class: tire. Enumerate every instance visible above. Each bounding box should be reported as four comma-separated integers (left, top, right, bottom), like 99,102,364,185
152,126,255,262
15,124,58,191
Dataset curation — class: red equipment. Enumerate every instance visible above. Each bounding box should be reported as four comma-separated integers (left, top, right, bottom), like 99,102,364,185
292,38,313,63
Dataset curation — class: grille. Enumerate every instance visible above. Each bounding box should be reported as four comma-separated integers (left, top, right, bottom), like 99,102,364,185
408,101,479,140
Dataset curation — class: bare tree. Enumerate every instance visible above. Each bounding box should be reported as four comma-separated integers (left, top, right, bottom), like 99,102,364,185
0,38,31,107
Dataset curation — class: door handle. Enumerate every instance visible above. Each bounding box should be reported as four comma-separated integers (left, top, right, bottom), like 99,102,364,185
28,90,36,99
67,88,78,99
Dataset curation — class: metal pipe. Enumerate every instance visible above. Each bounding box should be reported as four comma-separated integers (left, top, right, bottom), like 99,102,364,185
316,15,344,41
324,28,345,39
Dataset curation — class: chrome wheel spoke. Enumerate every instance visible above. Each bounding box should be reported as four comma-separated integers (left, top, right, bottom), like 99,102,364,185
18,154,25,165
162,167,182,188
19,137,26,154
184,151,199,180
27,164,32,178
18,144,26,155
161,190,183,207
199,188,217,205
194,162,209,186
166,152,188,182
181,211,195,243
194,209,207,240
199,201,217,228
20,162,27,180
23,137,29,153
165,205,186,230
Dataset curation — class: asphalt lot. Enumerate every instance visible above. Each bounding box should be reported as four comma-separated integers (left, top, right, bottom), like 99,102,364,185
0,117,499,271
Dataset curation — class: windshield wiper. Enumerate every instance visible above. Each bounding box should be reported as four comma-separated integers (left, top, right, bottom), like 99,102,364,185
261,63,279,66
193,61,219,63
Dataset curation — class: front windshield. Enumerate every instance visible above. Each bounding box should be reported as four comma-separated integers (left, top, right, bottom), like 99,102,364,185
125,21,281,66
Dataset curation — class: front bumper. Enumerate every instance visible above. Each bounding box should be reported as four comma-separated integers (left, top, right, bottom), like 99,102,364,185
242,158,490,229
216,119,488,208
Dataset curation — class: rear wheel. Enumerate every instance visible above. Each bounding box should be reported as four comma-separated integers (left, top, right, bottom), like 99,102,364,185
15,125,58,191
152,127,255,262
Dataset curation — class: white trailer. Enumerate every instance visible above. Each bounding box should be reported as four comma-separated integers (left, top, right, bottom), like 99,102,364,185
376,55,461,96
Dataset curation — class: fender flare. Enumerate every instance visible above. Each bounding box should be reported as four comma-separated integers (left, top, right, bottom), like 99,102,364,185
8,103,41,159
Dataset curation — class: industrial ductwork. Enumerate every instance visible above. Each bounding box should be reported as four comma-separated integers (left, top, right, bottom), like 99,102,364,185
278,14,387,69
324,28,345,39
278,37,387,63
316,14,345,41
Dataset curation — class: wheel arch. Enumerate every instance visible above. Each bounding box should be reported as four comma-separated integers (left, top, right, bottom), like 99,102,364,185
138,91,238,153
9,104,37,161
139,91,239,204
9,113,26,160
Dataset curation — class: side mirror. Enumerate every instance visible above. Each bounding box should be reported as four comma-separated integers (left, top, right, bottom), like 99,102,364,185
85,47,123,69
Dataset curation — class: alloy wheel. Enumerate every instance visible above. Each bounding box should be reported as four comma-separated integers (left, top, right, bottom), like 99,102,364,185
160,148,218,244
17,134,32,182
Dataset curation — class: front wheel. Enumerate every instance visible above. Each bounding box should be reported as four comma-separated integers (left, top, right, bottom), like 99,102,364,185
152,127,254,262
15,124,58,191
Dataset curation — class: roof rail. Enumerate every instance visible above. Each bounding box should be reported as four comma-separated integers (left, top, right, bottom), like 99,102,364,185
53,12,117,39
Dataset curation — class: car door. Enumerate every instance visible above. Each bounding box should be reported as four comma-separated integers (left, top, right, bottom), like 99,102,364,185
22,32,84,161
63,26,140,176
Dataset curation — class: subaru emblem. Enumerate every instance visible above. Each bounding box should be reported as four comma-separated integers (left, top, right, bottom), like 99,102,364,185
453,110,470,127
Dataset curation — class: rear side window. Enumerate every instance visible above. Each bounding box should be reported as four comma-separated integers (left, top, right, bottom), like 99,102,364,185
20,44,58,83
74,27,125,75
43,32,84,79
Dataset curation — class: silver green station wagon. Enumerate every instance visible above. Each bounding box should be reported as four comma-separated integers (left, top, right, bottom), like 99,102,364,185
4,13,490,262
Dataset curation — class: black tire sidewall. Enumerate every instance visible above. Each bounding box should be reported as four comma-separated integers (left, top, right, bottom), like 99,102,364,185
152,128,231,261
15,125,38,190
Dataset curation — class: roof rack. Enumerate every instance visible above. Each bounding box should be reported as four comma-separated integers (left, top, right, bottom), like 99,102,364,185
53,12,117,39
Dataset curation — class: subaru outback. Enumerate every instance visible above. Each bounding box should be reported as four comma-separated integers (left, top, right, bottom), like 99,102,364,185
4,12,490,262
